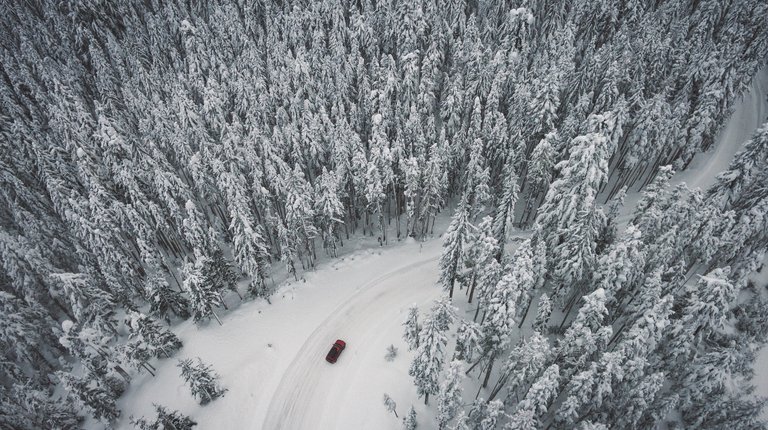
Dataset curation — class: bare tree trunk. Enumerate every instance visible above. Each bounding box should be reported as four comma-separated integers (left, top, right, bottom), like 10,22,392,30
517,294,533,328
482,354,495,388
211,309,223,326
468,275,478,303
473,302,482,321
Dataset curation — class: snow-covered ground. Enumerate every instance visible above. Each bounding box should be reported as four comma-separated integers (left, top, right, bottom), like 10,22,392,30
669,69,768,408
115,235,446,429
679,69,768,405
659,69,768,407
671,69,768,190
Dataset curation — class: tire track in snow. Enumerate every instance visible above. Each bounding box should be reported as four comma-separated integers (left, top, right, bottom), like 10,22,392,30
262,256,440,430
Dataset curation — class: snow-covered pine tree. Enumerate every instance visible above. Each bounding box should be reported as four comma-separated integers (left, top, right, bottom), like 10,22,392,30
182,200,216,257
131,404,197,430
404,305,421,351
610,372,666,429
555,360,610,426
0,383,81,429
125,311,182,358
436,360,465,429
144,270,190,321
284,164,319,267
182,258,224,325
419,137,448,237
472,257,503,322
463,136,491,218
315,168,345,257
508,239,538,327
534,114,612,304
664,267,737,366
232,220,271,299
506,363,560,428
48,273,116,330
525,131,557,206
430,296,456,332
579,294,672,426
478,272,524,386
409,313,448,404
58,320,130,391
366,114,389,242
454,320,483,362
449,411,469,430
439,197,475,298
707,124,768,209
491,332,552,403
386,344,399,362
117,339,155,376
177,358,227,405
209,249,241,301
599,186,627,250
491,158,519,256
533,293,553,333
460,217,500,304
631,165,675,234
480,399,505,430
277,222,299,282
592,225,645,316
0,292,62,375
402,155,422,239
557,289,613,374
403,405,418,430
56,371,120,423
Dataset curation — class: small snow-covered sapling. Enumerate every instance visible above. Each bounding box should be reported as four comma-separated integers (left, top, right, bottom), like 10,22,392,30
385,344,398,361
383,393,398,417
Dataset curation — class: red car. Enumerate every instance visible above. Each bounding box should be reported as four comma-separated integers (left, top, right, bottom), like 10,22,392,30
325,339,346,363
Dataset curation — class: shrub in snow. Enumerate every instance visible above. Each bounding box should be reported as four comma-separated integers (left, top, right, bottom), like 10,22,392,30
131,404,197,430
385,344,398,361
383,393,398,417
177,358,227,405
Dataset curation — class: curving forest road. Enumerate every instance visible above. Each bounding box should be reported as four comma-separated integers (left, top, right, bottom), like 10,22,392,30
262,256,441,430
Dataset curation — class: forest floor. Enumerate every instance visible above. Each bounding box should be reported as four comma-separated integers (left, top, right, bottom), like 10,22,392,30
112,70,768,430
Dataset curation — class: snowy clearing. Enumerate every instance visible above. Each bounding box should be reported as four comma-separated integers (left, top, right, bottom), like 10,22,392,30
115,237,444,429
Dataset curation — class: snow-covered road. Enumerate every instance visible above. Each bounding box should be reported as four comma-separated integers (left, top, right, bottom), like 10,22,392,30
115,237,445,430
671,68,768,190
262,256,440,429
